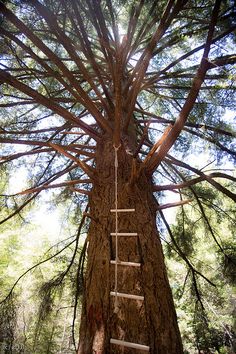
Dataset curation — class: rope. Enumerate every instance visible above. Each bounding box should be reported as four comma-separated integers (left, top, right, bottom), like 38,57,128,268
114,144,121,313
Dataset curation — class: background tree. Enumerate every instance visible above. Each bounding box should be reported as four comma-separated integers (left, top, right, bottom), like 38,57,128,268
164,186,236,353
0,0,235,353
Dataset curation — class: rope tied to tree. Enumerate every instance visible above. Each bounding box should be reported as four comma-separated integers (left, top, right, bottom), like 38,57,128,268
113,143,121,313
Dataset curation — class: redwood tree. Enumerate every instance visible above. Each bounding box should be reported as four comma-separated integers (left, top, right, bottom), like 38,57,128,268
0,0,235,353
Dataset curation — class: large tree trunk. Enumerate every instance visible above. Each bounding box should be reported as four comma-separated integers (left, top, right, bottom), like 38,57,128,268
78,137,183,354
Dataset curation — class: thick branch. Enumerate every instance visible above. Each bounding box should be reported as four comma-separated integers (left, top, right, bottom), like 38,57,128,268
157,199,192,210
143,125,172,168
145,0,222,173
153,173,236,191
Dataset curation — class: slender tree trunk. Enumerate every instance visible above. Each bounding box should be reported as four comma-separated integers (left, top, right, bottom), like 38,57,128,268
78,137,183,354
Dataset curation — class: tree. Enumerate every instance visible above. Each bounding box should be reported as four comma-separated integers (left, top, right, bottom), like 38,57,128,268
0,0,235,353
165,187,236,353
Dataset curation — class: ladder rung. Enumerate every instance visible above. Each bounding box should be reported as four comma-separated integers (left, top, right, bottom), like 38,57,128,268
110,338,149,351
110,232,138,236
110,208,135,212
110,291,144,301
110,260,141,267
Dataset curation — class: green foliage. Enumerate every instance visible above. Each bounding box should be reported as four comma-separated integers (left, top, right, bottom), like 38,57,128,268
165,183,236,353
0,0,235,352
0,296,17,354
219,241,236,286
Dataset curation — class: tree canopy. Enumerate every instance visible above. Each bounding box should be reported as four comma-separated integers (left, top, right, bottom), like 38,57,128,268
0,0,235,353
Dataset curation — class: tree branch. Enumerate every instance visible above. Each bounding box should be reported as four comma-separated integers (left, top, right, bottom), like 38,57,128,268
157,199,193,210
166,155,236,202
0,70,100,140
153,172,236,192
135,109,236,138
14,179,92,196
49,143,95,179
0,2,112,134
145,0,223,173
124,0,185,130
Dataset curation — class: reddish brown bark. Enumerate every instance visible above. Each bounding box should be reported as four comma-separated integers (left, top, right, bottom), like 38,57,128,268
78,138,183,354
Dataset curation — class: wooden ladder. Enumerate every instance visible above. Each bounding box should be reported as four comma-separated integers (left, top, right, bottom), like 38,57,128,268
110,208,150,352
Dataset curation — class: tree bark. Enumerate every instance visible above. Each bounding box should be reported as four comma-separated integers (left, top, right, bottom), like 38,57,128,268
78,137,183,354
